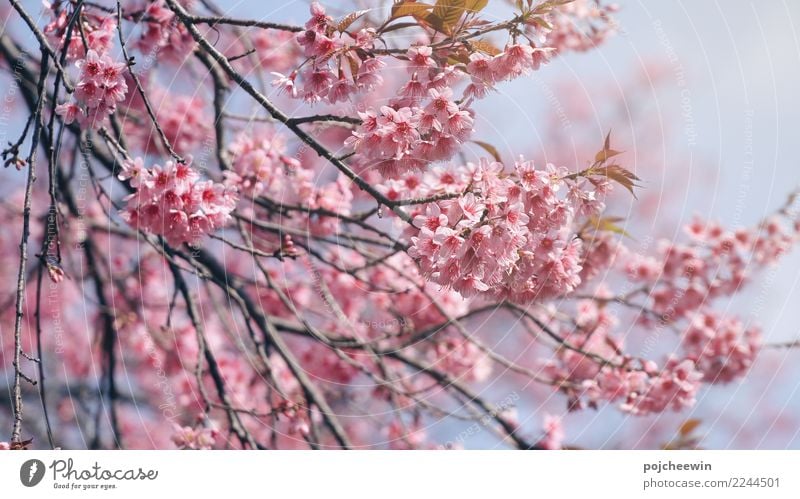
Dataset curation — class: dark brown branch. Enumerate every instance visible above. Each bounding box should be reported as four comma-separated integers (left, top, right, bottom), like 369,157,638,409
116,1,184,163
10,48,50,445
188,15,303,33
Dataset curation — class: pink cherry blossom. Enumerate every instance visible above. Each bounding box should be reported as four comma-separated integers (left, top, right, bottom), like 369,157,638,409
537,414,564,450
120,157,237,246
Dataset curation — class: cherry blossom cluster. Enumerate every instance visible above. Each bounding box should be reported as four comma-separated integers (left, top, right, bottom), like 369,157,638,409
407,158,608,301
224,126,354,240
465,43,552,99
134,0,196,63
626,214,800,321
271,2,384,103
224,126,302,198
428,333,492,383
522,0,620,54
535,205,800,419
348,38,558,177
251,29,301,74
5,0,800,452
121,83,211,155
548,346,703,417
613,358,703,416
43,2,116,61
119,157,237,246
171,423,219,450
346,91,474,177
56,50,129,130
681,311,761,383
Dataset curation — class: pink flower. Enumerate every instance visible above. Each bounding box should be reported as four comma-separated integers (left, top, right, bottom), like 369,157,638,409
55,102,82,124
458,192,485,222
75,80,102,108
305,2,331,32
76,49,103,80
136,0,195,62
43,6,116,59
617,358,703,416
271,72,298,98
354,28,376,49
471,51,496,77
495,44,535,78
405,157,609,304
328,76,353,104
682,311,761,383
99,60,125,87
296,30,336,58
356,57,385,91
407,45,436,73
118,157,150,188
120,157,237,245
538,414,564,449
424,88,459,121
70,49,129,130
301,67,334,103
399,77,427,101
171,423,219,450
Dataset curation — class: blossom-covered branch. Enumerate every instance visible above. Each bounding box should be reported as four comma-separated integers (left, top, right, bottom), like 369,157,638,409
0,0,798,451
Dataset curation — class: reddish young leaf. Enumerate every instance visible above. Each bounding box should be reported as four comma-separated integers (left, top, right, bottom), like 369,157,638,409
679,419,702,437
591,164,641,198
337,10,368,32
471,140,503,162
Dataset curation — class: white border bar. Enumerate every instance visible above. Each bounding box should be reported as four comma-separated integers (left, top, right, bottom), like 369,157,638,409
2,450,797,497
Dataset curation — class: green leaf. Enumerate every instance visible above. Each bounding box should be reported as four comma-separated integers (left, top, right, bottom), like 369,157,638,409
464,0,489,14
586,215,631,238
534,0,575,14
429,0,467,32
528,16,553,30
390,1,435,20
